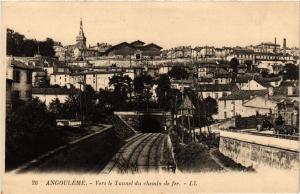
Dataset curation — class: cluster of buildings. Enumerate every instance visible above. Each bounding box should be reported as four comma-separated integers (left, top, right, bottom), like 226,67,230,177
54,19,163,61
5,19,299,130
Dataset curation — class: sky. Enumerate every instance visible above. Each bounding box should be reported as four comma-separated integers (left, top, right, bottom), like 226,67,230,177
2,1,300,49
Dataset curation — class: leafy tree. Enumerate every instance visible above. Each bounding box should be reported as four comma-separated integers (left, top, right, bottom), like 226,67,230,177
245,60,253,71
38,38,55,57
109,73,133,103
22,39,37,57
168,66,189,80
6,98,62,169
6,28,55,57
230,58,239,74
49,98,64,118
282,63,299,80
63,94,81,119
155,74,172,110
261,69,269,77
133,74,153,93
202,97,218,117
133,74,154,110
275,114,284,126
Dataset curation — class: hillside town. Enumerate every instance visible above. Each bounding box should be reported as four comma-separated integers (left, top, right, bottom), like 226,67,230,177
6,19,299,173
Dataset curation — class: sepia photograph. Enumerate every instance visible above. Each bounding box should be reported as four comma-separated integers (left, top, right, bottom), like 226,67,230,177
1,1,299,193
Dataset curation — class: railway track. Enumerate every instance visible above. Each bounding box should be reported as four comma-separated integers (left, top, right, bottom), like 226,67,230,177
102,133,155,173
101,132,174,174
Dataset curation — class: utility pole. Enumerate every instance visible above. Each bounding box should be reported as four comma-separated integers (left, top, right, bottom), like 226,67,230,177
181,79,184,143
130,48,132,68
79,78,83,123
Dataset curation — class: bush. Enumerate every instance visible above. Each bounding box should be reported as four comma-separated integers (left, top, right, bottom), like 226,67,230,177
6,98,64,170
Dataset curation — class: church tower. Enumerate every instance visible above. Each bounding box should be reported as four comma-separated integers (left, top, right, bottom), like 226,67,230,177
76,18,86,49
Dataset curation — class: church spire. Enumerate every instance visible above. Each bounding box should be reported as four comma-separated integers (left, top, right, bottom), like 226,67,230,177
76,18,86,48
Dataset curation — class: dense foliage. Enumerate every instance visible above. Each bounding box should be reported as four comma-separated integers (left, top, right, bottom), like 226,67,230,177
7,28,55,57
6,98,64,169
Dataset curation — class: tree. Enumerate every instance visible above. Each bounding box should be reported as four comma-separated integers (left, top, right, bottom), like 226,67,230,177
49,98,64,118
230,58,239,74
133,74,153,93
21,39,37,57
6,98,61,169
38,38,55,57
6,28,55,57
282,63,299,80
109,74,132,98
202,97,218,117
261,69,269,77
133,74,154,110
168,66,189,80
63,94,81,119
6,28,15,55
155,74,172,110
245,60,253,71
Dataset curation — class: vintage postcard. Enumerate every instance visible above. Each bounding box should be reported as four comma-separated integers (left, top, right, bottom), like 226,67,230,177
1,1,299,194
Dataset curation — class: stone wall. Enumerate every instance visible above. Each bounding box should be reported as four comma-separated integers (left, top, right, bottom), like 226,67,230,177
114,111,173,132
219,131,299,170
111,115,136,139
209,118,235,133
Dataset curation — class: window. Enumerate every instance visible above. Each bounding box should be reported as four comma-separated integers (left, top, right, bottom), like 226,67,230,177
26,91,31,98
224,100,227,108
26,71,32,84
12,90,20,99
13,70,20,83
224,112,227,119
215,93,219,99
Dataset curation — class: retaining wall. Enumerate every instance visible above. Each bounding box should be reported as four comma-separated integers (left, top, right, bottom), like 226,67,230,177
219,130,299,171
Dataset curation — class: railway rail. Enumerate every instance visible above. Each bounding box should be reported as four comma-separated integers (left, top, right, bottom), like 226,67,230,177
102,133,175,174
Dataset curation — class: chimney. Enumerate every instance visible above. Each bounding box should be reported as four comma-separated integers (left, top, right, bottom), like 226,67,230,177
283,38,287,54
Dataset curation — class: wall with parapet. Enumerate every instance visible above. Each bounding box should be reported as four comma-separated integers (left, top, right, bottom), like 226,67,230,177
209,118,235,133
219,130,299,170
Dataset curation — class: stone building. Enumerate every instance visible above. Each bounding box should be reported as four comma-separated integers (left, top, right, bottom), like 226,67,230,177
64,19,99,60
6,57,33,109
105,40,162,59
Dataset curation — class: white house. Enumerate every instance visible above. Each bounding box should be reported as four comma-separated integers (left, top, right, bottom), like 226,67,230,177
240,79,267,90
242,95,278,116
257,61,284,74
215,89,269,120
50,72,71,87
196,84,237,101
32,88,78,106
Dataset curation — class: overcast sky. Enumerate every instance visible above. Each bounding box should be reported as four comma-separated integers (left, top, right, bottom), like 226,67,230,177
2,2,299,49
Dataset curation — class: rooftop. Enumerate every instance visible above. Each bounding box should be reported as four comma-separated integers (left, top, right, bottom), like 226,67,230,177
196,84,238,92
219,89,268,100
10,60,33,70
